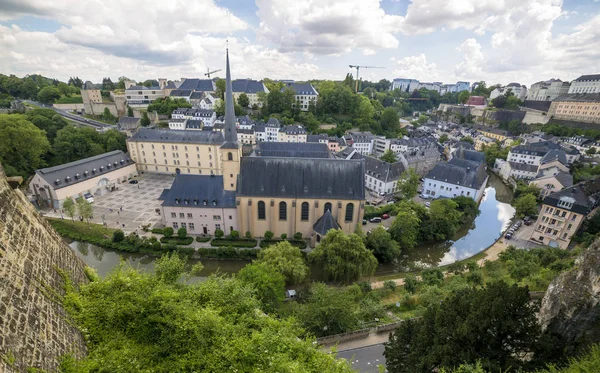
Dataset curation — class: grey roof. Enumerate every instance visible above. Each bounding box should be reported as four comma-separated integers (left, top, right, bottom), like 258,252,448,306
118,116,140,130
312,209,341,235
193,109,215,118
307,134,326,143
348,131,375,143
237,157,365,200
282,82,318,95
126,85,160,91
554,93,600,103
129,128,224,144
541,149,568,166
535,171,573,188
507,82,521,87
36,150,134,190
266,118,280,127
390,137,435,148
454,147,485,164
510,141,562,157
573,74,600,81
509,162,539,173
161,175,236,208
425,158,487,189
237,115,254,126
454,141,475,151
165,81,177,89
543,178,600,214
252,142,331,158
83,81,96,90
232,79,267,94
362,154,408,182
170,89,193,97
280,124,306,134
190,91,204,99
186,120,203,129
179,79,215,92
222,49,238,148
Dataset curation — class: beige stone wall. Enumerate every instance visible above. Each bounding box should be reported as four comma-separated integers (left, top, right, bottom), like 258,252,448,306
220,147,241,191
550,100,600,124
81,89,102,104
127,140,222,175
237,197,363,239
0,164,88,372
53,103,85,111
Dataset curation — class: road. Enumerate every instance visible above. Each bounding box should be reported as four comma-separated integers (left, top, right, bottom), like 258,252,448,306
337,344,386,373
22,100,115,129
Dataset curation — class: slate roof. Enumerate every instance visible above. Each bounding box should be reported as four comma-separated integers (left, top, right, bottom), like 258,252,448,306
425,158,487,189
186,120,203,129
282,82,318,95
83,81,96,90
178,79,215,92
535,171,573,188
237,157,365,199
510,141,562,157
161,175,236,208
363,155,408,183
509,162,539,173
118,116,140,130
541,149,568,166
165,81,177,89
170,89,193,97
454,141,475,151
280,124,306,135
348,131,375,143
454,147,485,164
573,74,600,81
126,85,161,91
312,209,341,235
307,134,326,143
522,100,552,112
543,178,600,214
232,79,267,94
266,118,280,127
554,93,600,102
190,91,204,99
128,128,224,144
252,142,331,158
192,109,215,118
36,151,134,190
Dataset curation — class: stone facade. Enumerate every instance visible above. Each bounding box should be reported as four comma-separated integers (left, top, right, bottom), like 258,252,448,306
0,164,88,372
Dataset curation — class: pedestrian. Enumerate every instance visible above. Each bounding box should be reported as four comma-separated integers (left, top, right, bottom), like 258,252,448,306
137,185,140,189
120,206,123,211
109,208,113,213
117,211,120,215
122,223,125,228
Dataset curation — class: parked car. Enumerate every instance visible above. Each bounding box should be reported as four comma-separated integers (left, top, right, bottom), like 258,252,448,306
83,193,94,203
362,219,367,225
425,202,431,207
381,214,390,220
129,179,139,184
420,194,430,199
504,233,512,239
523,216,532,225
387,201,395,205
370,217,382,223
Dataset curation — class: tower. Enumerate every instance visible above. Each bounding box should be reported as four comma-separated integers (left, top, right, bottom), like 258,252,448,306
220,47,242,191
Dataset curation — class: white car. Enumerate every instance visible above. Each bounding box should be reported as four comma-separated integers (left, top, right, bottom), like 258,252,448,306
83,193,94,203
425,202,431,208
420,194,430,200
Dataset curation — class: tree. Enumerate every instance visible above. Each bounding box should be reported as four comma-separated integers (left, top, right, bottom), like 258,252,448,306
127,105,134,117
309,230,378,283
230,230,240,239
37,86,61,104
280,233,287,240
403,275,418,294
460,136,474,145
76,198,93,222
586,147,597,155
397,168,420,199
215,78,226,100
140,111,151,127
458,90,470,104
102,107,116,123
513,194,538,218
214,229,224,238
146,97,191,117
245,231,252,239
68,77,83,87
57,82,71,96
237,93,250,108
63,197,76,221
384,282,542,372
237,262,285,312
264,230,274,240
112,230,125,242
0,114,50,177
439,134,449,143
389,208,421,250
163,227,174,238
421,199,462,242
102,77,115,91
257,241,309,284
380,107,400,134
293,232,302,240
177,227,187,239
421,268,444,286
380,149,398,163
355,95,375,125
366,226,401,263
52,126,106,164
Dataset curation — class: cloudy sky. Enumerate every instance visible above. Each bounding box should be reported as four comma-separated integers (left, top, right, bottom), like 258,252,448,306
1,0,599,86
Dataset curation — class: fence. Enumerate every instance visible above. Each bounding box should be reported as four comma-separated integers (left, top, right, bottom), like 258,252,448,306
316,320,407,346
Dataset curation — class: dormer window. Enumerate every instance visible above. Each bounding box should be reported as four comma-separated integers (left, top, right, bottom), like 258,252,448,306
184,199,189,205
175,198,180,205
92,168,97,174
65,176,71,182
84,170,89,176
99,166,104,171
75,173,80,179
203,199,208,206
212,200,217,206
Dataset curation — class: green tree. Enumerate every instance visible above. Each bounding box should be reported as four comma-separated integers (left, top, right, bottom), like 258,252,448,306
421,199,462,241
384,282,542,372
389,208,421,250
293,232,302,240
0,114,50,177
63,197,76,221
366,226,401,263
76,198,93,222
245,231,252,239
458,90,470,104
237,92,250,108
257,241,309,284
102,107,116,123
146,97,191,117
397,168,420,199
37,86,61,104
52,126,106,164
237,262,285,312
102,77,115,91
112,230,125,242
230,230,240,239
513,194,538,218
309,230,378,283
460,136,474,145
163,227,174,238
215,78,226,100
421,268,444,286
264,230,274,240
586,147,597,155
439,134,449,143
140,111,151,127
403,275,418,294
127,105,134,116
380,149,398,163
177,227,187,239
380,107,400,134
57,82,71,96
214,229,224,238
355,95,375,125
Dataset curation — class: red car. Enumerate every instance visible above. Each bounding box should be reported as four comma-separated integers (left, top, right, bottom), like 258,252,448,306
381,214,390,220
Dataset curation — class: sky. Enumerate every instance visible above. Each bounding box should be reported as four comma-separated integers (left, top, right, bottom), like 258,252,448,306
0,0,599,87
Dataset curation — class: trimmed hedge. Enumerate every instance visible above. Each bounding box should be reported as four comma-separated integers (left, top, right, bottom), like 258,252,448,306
210,238,258,248
196,247,260,259
160,236,194,245
363,203,395,220
195,236,211,242
151,228,165,234
259,239,306,249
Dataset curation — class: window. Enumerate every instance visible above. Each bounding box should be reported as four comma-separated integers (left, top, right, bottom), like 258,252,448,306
301,202,309,221
181,222,187,230
189,223,195,231
258,201,266,220
187,213,193,218
324,202,332,213
228,152,233,161
213,215,221,221
179,213,185,218
279,201,287,220
171,212,176,218
173,222,178,229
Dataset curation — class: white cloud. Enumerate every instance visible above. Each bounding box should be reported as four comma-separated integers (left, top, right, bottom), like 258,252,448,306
362,49,376,56
455,38,484,79
391,54,439,81
256,0,403,54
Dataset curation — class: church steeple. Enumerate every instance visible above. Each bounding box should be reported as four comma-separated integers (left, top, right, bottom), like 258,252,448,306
223,47,238,147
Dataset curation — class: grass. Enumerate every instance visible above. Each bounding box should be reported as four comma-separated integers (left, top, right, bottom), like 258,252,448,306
259,239,307,249
84,114,116,125
55,95,83,104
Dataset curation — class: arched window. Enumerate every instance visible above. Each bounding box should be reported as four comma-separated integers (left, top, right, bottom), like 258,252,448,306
279,201,287,220
345,203,354,222
301,202,309,221
324,202,332,213
228,152,233,161
258,201,266,220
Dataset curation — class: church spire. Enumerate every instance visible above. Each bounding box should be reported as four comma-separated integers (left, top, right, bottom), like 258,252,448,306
223,46,238,146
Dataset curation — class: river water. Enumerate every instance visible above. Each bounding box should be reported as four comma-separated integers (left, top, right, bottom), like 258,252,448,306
68,173,515,279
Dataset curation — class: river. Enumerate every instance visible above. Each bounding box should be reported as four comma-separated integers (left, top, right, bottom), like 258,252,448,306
68,173,515,279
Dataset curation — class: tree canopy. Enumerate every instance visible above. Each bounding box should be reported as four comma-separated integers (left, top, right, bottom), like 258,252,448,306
0,114,50,177
256,241,309,284
146,97,191,117
366,226,401,263
380,149,398,163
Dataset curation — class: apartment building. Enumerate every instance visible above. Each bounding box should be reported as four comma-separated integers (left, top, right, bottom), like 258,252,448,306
568,74,600,94
423,158,488,201
548,93,600,124
282,82,318,111
277,124,307,143
232,79,269,107
346,131,375,155
125,83,165,108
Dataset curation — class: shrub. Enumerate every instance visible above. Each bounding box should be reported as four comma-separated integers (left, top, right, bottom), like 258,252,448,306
281,233,287,240
210,238,257,248
404,274,418,294
112,230,125,242
195,236,211,242
264,231,274,240
160,236,193,245
214,229,224,238
421,268,444,286
230,230,240,239
245,231,252,239
196,247,260,259
357,280,372,293
384,280,397,291
259,239,306,249
293,232,302,240
164,227,174,238
177,227,187,239
151,228,164,234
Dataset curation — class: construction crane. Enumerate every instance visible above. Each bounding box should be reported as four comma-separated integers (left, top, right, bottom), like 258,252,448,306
348,65,384,93
204,68,222,78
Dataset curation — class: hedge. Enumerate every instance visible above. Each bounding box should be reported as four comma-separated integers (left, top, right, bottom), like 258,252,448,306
160,236,194,245
195,236,211,242
196,247,259,259
151,228,165,234
363,203,395,220
210,238,258,248
259,239,306,249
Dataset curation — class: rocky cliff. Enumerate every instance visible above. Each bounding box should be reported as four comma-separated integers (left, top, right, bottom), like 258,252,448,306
0,165,88,372
538,243,600,356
